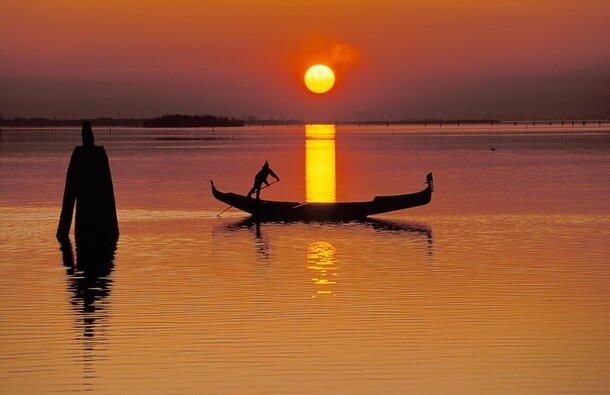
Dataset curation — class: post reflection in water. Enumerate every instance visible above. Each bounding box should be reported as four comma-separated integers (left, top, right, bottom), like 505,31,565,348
59,238,116,383
305,124,336,203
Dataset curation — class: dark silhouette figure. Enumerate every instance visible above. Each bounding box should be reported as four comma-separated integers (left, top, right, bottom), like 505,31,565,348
247,161,280,200
57,121,119,246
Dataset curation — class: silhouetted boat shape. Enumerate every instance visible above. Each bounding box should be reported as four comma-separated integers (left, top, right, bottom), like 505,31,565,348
211,173,433,221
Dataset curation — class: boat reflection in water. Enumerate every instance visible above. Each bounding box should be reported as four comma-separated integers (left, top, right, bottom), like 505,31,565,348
215,217,432,299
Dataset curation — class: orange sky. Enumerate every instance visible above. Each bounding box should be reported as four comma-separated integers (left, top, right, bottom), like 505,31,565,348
1,0,609,120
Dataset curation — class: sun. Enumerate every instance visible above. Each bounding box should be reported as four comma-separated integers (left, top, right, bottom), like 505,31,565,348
304,64,335,94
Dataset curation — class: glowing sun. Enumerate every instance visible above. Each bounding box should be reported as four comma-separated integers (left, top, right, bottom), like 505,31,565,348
304,64,335,94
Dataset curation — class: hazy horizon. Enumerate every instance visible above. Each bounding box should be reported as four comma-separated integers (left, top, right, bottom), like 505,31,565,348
1,1,609,121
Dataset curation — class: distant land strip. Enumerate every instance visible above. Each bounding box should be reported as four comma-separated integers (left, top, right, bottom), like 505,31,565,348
142,114,243,127
0,114,244,128
1,115,608,128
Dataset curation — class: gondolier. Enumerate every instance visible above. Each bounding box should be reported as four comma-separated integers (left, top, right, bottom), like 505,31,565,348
247,161,280,200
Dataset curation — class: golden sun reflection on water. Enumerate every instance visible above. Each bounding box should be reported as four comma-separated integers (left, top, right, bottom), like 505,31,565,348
307,241,338,297
305,124,336,203
304,126,339,296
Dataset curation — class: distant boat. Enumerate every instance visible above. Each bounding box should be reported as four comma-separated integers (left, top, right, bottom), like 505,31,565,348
211,173,433,221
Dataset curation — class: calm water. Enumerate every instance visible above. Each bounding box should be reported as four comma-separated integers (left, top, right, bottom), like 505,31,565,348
1,124,609,393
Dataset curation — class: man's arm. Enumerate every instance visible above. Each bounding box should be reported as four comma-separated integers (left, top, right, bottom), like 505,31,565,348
269,168,280,181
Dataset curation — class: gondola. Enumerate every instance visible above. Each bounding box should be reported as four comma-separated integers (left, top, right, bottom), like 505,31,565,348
210,173,433,221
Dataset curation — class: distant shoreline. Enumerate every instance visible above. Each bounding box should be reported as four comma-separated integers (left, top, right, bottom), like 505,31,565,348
0,114,244,128
1,115,608,128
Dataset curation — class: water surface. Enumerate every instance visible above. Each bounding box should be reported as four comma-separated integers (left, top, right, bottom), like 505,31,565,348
1,124,609,393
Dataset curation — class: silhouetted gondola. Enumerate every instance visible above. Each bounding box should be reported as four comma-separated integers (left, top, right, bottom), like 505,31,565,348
211,173,433,221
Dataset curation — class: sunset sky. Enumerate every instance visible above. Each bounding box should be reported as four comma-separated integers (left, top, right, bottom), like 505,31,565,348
1,0,609,121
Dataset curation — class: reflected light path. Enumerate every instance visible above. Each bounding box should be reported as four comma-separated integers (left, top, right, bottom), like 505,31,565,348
307,241,338,297
305,124,336,203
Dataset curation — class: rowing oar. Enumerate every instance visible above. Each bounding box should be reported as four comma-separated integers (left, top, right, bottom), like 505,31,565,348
216,179,280,218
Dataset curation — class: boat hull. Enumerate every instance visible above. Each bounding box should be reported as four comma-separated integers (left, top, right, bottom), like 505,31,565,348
211,173,433,221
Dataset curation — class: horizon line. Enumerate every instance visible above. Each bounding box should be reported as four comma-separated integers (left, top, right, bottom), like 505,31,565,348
2,114,610,128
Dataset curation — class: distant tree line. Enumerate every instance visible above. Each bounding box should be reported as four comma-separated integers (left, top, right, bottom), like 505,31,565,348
142,114,244,127
0,114,244,128
0,117,142,127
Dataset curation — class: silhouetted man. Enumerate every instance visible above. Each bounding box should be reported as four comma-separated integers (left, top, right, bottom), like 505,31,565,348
57,121,119,245
247,161,280,200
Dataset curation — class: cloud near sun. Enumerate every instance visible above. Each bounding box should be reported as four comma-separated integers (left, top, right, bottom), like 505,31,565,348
328,43,360,68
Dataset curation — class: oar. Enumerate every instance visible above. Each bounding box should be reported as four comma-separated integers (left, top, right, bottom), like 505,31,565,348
216,204,233,218
216,179,280,218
